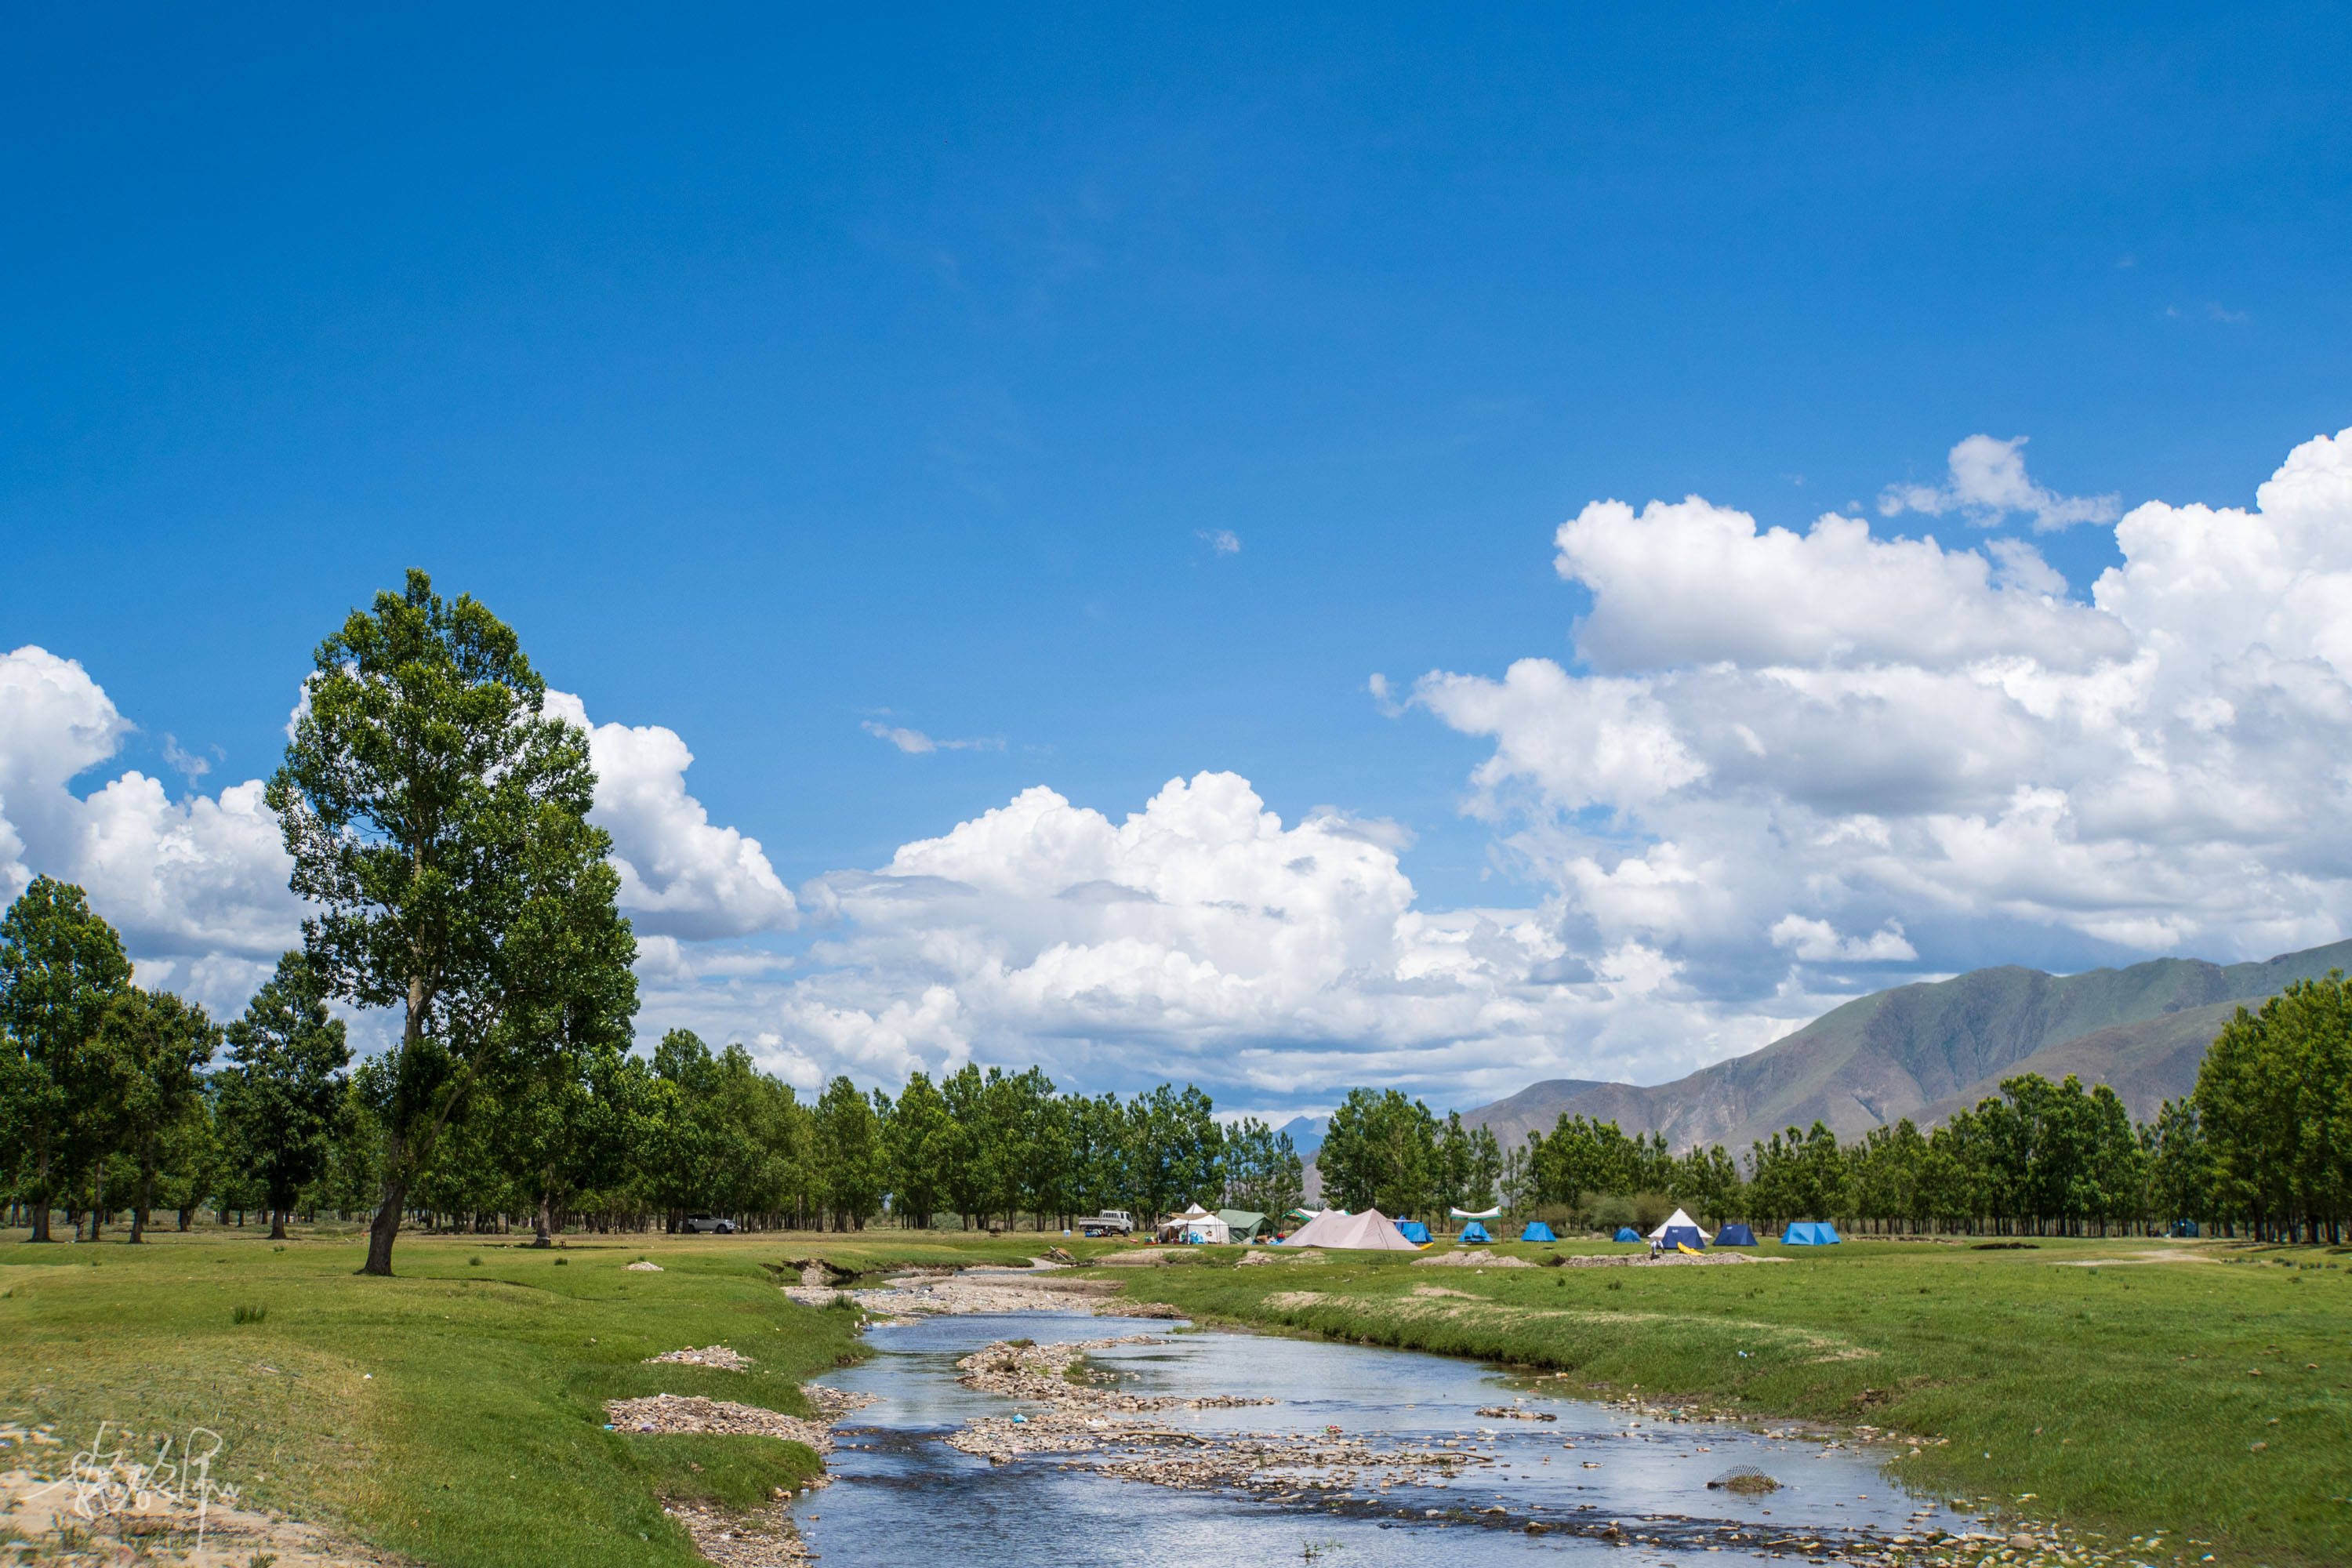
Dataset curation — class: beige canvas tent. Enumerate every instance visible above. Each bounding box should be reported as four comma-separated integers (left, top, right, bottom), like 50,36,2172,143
1281,1207,1421,1251
1162,1202,1230,1244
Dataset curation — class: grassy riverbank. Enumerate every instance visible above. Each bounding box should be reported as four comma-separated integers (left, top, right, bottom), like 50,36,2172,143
9,1226,2345,1566
0,1225,1039,1566
1097,1234,2352,1568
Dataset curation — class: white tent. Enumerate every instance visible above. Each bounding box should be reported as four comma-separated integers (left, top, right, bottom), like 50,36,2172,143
1181,1216,1232,1244
1283,1207,1421,1252
1647,1208,1702,1240
1449,1206,1502,1219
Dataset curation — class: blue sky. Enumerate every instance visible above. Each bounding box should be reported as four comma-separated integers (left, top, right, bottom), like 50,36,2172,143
5,6,2351,1112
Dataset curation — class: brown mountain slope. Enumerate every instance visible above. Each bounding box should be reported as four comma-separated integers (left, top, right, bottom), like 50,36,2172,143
1464,938,2352,1152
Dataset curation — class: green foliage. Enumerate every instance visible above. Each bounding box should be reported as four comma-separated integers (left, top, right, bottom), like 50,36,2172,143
1220,1116,1305,1217
815,1075,884,1228
94,985,220,1240
267,570,632,1275
219,952,351,1237
1319,1087,1436,1214
0,876,134,1240
2194,971,2352,1239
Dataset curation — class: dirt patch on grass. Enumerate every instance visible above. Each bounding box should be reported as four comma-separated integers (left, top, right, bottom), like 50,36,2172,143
0,1464,410,1566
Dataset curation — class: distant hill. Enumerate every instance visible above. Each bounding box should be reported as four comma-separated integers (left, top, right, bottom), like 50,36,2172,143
1276,1115,1328,1160
1462,938,2352,1153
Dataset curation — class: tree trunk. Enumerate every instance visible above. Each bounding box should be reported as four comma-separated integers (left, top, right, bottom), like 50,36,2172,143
131,1133,158,1244
90,1166,106,1241
532,1187,555,1248
364,1131,411,1276
269,1207,289,1241
27,1134,53,1243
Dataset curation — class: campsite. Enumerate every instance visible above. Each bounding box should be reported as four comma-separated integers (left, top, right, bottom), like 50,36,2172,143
2,1219,2346,1568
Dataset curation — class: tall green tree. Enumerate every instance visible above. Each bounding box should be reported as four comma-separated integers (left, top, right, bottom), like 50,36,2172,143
816,1075,884,1229
2197,972,2352,1242
0,878,133,1243
1319,1087,1436,1216
219,953,353,1240
267,570,630,1275
884,1069,953,1229
96,987,220,1243
485,917,637,1243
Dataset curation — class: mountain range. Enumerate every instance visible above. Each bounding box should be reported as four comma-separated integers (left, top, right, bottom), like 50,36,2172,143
1459,938,2352,1155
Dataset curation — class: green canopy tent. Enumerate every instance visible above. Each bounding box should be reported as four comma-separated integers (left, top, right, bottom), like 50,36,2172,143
1218,1209,1269,1241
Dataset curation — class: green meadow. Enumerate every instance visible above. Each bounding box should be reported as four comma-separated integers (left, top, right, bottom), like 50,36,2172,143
1109,1234,2352,1568
5,1228,2348,1567
0,1228,1028,1567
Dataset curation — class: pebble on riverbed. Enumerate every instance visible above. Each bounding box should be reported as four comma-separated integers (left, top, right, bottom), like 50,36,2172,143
646,1344,754,1370
606,1390,862,1452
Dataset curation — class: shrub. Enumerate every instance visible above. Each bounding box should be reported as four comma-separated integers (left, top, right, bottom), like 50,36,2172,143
231,1304,268,1325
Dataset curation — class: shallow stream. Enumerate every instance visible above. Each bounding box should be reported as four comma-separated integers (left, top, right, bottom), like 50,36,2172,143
796,1301,1956,1566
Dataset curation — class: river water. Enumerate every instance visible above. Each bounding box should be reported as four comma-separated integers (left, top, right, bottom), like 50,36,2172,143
796,1305,1954,1566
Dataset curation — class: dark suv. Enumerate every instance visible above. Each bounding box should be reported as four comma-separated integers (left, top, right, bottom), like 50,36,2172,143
681,1214,738,1234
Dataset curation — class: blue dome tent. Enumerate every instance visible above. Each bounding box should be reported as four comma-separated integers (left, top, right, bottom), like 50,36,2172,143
1713,1223,1757,1247
1613,1226,1642,1243
1781,1221,1842,1245
1395,1220,1432,1244
1457,1221,1492,1244
1519,1221,1557,1243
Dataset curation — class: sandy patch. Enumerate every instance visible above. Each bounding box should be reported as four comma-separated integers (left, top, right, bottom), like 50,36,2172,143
2049,1252,2216,1267
0,1465,408,1566
1413,1249,1534,1269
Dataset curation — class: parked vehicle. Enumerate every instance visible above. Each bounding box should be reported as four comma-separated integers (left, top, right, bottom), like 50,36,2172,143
681,1214,738,1234
1079,1210,1135,1238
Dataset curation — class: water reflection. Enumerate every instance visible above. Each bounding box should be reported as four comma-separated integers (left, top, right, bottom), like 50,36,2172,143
800,1308,1948,1566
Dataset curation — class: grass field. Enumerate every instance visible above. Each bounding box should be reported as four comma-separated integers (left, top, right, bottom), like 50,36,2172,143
0,1226,1041,1566
3,1227,2346,1567
1087,1233,2352,1568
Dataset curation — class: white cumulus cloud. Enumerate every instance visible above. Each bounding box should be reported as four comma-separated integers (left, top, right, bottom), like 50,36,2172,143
696,771,1830,1105
545,691,797,940
1878,434,2122,532
1405,426,2352,1004
0,659,794,1021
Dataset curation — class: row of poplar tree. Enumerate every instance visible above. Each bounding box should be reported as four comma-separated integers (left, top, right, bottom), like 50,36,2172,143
1322,976,2350,1244
0,882,1311,1243
7,865,2343,1245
